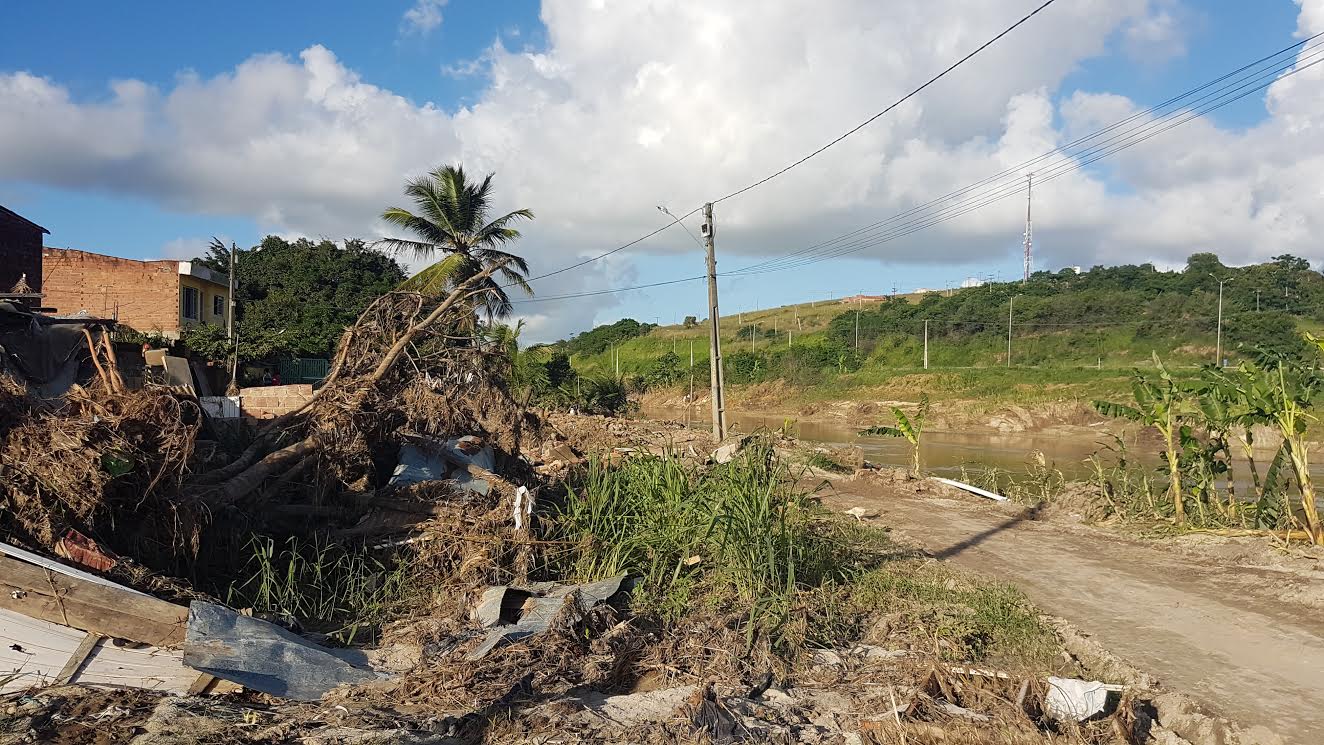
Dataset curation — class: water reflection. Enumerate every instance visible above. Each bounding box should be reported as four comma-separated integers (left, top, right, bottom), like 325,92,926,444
641,407,1321,487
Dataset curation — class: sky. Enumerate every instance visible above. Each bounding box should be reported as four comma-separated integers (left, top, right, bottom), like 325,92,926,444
1,0,1321,342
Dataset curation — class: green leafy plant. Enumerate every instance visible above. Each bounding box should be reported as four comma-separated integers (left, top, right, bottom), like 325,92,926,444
859,393,930,476
1093,354,1190,524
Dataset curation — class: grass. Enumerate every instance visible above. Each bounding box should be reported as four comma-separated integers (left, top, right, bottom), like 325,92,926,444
552,439,1060,665
226,535,416,644
844,561,1058,667
804,451,852,473
568,308,1222,411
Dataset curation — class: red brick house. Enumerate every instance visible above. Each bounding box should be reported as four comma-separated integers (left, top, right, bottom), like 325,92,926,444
41,248,230,337
0,204,48,302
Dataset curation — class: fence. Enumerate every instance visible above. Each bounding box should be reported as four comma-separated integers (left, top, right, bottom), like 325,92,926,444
278,358,330,385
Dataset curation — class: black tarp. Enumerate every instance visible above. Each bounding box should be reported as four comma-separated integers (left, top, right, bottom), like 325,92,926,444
0,301,107,397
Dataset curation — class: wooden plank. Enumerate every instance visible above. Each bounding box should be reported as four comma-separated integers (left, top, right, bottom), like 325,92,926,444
0,554,187,647
55,632,103,684
0,609,194,695
186,673,216,695
0,541,150,596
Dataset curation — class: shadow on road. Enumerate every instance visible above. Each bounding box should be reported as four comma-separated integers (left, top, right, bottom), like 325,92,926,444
932,502,1045,560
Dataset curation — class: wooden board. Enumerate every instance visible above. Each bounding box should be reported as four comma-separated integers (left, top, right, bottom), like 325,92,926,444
0,554,187,647
0,609,196,694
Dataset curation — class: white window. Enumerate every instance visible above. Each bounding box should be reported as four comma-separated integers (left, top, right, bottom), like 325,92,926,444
182,287,200,321
213,294,225,317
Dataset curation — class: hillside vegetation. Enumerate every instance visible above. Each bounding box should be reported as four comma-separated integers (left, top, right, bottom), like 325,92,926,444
539,253,1324,407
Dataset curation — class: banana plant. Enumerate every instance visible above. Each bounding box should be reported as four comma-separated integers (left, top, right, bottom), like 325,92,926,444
1093,354,1190,524
860,394,930,476
1249,356,1324,543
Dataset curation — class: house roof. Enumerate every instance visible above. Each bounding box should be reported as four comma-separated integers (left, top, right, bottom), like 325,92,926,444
0,204,50,235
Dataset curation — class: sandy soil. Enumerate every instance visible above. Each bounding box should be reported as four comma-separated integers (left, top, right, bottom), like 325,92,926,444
823,475,1324,744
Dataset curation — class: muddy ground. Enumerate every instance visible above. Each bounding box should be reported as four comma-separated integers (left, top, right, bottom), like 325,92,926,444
822,470,1324,744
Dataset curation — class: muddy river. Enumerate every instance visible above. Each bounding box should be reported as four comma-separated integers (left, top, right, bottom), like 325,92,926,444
641,406,1324,487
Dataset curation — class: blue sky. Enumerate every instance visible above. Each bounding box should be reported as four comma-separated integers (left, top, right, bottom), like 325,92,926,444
0,1,1317,340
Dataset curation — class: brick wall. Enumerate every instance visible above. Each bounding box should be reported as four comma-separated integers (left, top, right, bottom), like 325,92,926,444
239,384,315,420
42,248,180,333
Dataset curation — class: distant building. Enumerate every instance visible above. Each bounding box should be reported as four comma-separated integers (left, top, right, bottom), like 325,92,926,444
842,294,889,304
0,204,49,306
960,276,986,288
911,287,937,295
42,248,229,337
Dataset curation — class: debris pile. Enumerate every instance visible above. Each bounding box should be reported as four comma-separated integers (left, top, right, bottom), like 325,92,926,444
0,270,1279,744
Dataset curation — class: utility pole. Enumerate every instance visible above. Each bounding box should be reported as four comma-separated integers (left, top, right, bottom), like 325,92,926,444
1256,289,1261,312
1211,274,1232,367
703,203,727,440
923,319,929,370
751,322,757,353
1007,295,1017,368
855,306,861,349
1022,173,1034,284
226,242,238,395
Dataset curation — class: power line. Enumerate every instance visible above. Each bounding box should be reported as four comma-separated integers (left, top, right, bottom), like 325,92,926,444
511,274,708,304
511,33,1323,308
722,53,1324,277
710,0,1063,206
502,0,1062,291
727,35,1324,276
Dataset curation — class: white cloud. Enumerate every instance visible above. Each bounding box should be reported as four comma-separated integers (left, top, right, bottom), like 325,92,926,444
160,236,217,260
1,0,1323,340
1121,0,1190,65
401,0,447,37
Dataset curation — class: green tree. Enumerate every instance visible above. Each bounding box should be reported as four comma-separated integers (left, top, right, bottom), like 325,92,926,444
191,236,406,362
486,320,549,400
379,165,534,319
646,351,684,387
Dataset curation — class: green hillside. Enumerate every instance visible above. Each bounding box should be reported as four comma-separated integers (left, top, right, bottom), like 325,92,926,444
541,253,1324,406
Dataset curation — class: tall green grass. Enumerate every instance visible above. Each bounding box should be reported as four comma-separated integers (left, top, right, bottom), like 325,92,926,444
551,440,1058,663
226,535,414,644
553,440,882,648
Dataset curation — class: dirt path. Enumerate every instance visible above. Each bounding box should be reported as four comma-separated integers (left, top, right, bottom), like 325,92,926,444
827,484,1324,744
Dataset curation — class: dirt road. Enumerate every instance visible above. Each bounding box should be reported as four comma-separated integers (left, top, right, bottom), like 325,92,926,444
829,484,1324,744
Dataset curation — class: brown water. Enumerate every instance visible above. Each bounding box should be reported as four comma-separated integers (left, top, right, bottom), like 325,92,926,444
645,407,1112,480
641,407,1322,487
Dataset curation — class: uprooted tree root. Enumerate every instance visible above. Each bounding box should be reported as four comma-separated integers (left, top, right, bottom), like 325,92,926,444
0,379,205,569
1,262,545,588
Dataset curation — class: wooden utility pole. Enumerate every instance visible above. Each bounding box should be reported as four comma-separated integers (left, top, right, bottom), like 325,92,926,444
923,319,929,370
1007,296,1016,368
703,203,727,440
226,242,239,395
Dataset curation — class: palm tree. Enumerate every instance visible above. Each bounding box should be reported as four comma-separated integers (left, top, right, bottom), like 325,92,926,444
379,165,534,318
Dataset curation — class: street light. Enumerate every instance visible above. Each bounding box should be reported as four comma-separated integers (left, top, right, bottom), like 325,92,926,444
1210,274,1232,367
656,205,706,250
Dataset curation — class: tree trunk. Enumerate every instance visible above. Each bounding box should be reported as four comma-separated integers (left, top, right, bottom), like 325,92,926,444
1165,424,1185,525
1286,438,1322,544
213,438,317,506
